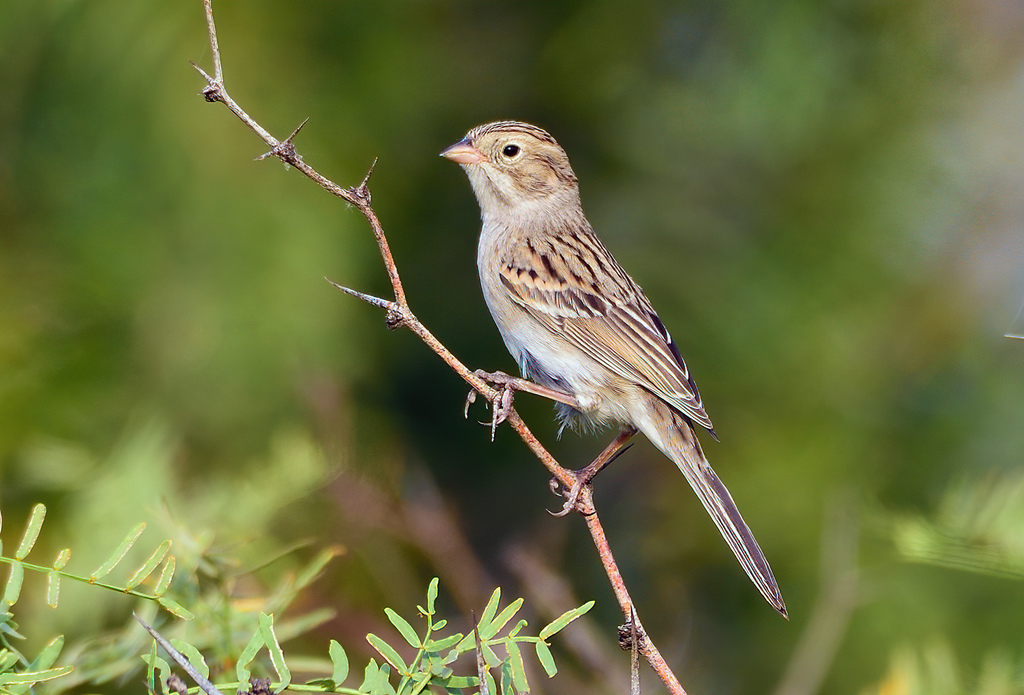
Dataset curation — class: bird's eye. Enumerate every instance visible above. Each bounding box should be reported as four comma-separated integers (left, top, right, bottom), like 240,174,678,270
502,144,521,158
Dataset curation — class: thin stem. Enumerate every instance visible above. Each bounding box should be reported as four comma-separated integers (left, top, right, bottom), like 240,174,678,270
0,556,167,602
583,490,687,695
202,0,222,84
135,614,223,695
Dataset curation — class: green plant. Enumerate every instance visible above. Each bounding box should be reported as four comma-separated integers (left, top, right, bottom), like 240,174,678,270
0,502,338,693
142,578,593,695
0,503,185,693
1,503,591,695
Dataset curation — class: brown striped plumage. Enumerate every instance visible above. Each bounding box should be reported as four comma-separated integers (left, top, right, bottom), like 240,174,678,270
442,121,786,618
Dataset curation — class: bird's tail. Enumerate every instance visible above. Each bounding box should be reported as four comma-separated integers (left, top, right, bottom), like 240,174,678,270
637,398,788,618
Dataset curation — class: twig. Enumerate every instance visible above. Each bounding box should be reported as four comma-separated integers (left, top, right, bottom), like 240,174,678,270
474,617,491,695
193,2,686,692
630,608,641,695
135,614,223,695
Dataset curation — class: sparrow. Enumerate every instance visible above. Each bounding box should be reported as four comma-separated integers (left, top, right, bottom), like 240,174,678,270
442,121,786,617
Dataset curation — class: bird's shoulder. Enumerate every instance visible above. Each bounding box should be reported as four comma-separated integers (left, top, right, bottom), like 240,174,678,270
495,223,641,319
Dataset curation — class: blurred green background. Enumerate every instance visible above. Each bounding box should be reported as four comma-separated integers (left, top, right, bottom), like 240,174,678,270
1,1,1022,693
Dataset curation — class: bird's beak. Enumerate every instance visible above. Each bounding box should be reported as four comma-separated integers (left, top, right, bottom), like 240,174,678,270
440,138,486,165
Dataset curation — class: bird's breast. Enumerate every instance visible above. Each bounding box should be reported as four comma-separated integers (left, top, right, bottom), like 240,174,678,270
475,224,637,427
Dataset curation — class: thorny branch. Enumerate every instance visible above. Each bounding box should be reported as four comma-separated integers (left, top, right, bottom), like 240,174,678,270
192,1,686,693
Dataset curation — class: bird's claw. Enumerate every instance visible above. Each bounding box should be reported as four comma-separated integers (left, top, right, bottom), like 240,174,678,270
465,370,516,442
486,384,514,442
548,472,595,517
473,369,516,387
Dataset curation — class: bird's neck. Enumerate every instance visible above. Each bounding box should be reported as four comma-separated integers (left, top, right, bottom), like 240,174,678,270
480,185,582,231
477,193,589,266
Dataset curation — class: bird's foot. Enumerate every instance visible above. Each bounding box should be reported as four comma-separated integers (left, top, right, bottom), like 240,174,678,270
470,370,580,412
465,370,517,442
548,469,596,517
547,427,637,517
473,369,519,389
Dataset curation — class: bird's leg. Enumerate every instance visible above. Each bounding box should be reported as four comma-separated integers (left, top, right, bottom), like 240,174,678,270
550,426,638,517
466,369,581,441
474,370,580,408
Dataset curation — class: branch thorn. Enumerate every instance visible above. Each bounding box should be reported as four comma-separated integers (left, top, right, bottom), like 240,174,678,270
285,117,310,144
349,158,378,205
325,278,392,310
190,62,222,102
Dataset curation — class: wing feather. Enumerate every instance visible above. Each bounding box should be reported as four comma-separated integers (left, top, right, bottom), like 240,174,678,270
497,231,713,431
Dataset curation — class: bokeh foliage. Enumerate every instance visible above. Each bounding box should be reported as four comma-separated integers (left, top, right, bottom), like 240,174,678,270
1,1,1021,694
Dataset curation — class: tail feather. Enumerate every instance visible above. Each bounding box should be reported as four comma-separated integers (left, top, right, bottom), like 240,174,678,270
639,400,788,618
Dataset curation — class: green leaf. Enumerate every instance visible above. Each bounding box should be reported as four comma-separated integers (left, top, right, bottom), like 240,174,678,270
538,601,594,640
440,675,478,689
505,640,528,693
482,641,501,668
169,639,209,679
90,522,146,580
32,635,64,671
236,626,265,683
374,663,396,695
534,641,556,677
433,619,447,631
2,562,24,610
426,577,439,615
0,666,73,686
15,504,46,560
500,661,513,695
329,639,349,685
483,598,523,639
126,540,171,590
6,634,68,693
259,612,291,688
144,642,159,695
52,549,70,570
385,608,421,648
479,587,501,628
154,556,175,595
408,671,434,695
0,651,19,672
429,658,449,677
304,678,336,690
157,596,194,620
46,570,60,608
367,633,408,673
484,670,497,695
147,654,173,690
456,589,505,651
144,641,159,693
359,658,380,692
424,633,462,652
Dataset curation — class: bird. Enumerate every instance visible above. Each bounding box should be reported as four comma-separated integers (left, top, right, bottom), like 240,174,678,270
441,120,786,618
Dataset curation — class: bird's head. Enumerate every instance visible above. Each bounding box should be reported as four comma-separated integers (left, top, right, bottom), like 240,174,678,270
441,121,580,215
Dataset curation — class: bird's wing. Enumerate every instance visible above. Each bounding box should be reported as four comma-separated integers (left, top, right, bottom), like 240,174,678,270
497,230,714,432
